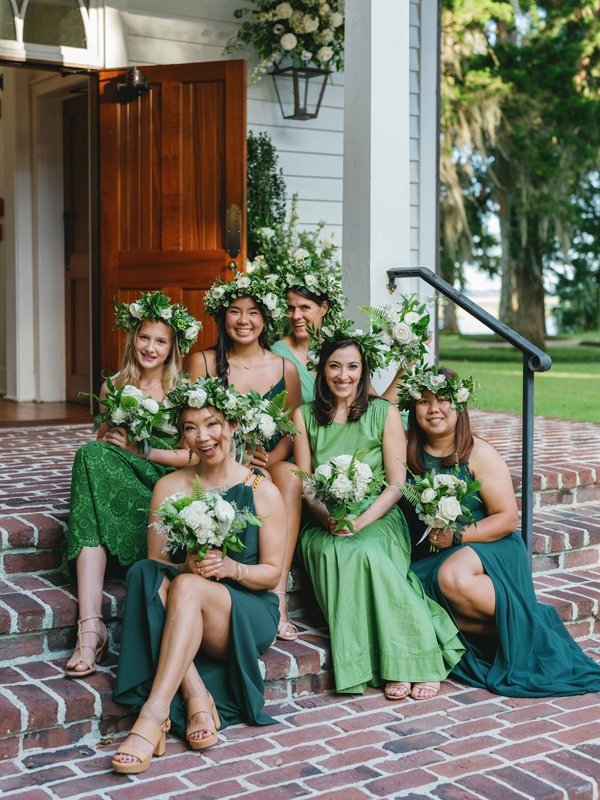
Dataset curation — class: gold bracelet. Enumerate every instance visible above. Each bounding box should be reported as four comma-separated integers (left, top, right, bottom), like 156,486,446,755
234,562,242,581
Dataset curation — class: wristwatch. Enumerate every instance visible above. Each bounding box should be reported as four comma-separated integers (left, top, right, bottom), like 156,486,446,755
452,533,463,547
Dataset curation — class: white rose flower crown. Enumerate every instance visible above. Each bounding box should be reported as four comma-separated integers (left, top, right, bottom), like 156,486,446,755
395,364,479,414
305,316,390,376
204,264,286,325
114,289,202,355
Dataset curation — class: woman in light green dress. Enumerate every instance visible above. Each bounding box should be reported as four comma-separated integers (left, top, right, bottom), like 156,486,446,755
293,333,464,699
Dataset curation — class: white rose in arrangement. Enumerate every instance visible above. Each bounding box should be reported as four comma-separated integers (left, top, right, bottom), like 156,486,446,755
408,388,422,400
434,474,459,490
280,32,298,50
187,388,208,408
121,385,145,402
161,421,179,435
258,413,277,439
391,321,413,345
111,407,127,425
330,11,344,27
163,491,188,505
315,462,333,480
135,427,151,442
330,454,353,473
430,375,446,387
303,14,319,32
317,28,334,44
211,286,225,300
320,2,331,12
304,274,318,287
286,274,296,286
246,260,258,274
275,2,293,19
438,495,462,523
456,387,470,404
129,302,143,319
162,397,174,410
160,307,173,320
236,276,251,289
354,461,373,481
320,237,334,248
316,46,334,62
214,498,235,523
294,247,310,260
262,292,279,312
354,483,368,502
185,324,200,340
421,487,437,504
225,395,238,410
385,308,401,325
330,474,354,500
259,227,275,239
141,397,160,415
404,311,421,325
301,50,312,61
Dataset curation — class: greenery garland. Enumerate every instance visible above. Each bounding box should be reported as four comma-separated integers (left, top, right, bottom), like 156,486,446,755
113,290,201,355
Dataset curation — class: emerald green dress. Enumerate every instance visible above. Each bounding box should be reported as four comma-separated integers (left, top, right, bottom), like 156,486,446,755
113,472,280,735
66,431,177,565
297,399,465,694
271,340,314,404
411,453,600,697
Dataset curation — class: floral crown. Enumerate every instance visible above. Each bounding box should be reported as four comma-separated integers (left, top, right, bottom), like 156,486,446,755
396,364,478,413
204,264,285,324
282,256,346,317
164,376,246,425
306,317,389,375
114,290,202,355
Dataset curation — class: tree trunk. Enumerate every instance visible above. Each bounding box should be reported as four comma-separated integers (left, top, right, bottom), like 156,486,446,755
443,300,459,333
513,233,546,351
498,205,516,328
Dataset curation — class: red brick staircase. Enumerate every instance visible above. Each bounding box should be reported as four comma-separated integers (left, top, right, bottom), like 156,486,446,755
1,412,600,761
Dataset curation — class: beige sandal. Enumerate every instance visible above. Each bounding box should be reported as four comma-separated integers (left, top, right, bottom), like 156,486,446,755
112,715,171,774
384,681,412,700
274,591,298,641
186,693,221,750
65,615,108,678
411,682,440,700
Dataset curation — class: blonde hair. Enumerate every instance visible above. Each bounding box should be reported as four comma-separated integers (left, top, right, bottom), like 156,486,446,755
114,320,183,393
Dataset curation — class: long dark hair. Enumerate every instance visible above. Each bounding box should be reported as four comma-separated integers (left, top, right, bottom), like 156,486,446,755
313,338,372,426
215,298,271,387
406,367,474,474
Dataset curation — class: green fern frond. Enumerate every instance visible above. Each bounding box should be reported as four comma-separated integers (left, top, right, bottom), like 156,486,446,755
191,476,207,502
399,482,422,507
291,468,313,482
358,306,388,329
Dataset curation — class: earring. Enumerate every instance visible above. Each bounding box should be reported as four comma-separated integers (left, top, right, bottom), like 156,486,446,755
188,449,193,464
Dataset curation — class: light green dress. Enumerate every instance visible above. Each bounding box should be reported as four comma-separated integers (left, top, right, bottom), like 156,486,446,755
297,399,465,694
271,339,314,404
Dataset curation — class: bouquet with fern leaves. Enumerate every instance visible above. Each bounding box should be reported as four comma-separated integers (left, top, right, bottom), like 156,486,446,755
359,294,431,369
293,450,386,532
236,388,297,454
400,465,481,552
151,476,260,562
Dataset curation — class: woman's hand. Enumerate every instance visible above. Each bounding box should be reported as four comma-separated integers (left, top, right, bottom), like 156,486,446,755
329,518,356,537
103,427,140,456
429,527,453,550
247,444,269,470
187,549,236,580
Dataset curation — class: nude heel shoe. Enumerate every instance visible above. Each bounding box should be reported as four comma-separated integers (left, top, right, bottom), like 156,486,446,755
186,693,221,750
66,615,108,678
112,716,171,774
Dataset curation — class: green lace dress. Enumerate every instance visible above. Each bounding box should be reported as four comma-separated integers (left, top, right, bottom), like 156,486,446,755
297,399,465,694
66,431,177,566
113,471,280,735
411,453,600,696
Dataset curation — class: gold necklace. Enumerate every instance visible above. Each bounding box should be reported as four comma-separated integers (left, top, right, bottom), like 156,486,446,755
231,350,264,370
139,378,163,392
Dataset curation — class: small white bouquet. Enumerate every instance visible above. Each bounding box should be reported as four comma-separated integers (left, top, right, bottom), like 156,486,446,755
293,450,386,532
359,294,431,369
400,466,482,552
236,389,297,455
151,476,261,563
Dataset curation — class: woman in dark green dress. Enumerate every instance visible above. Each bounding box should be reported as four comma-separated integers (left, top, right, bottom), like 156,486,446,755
112,381,286,774
65,292,201,678
400,366,600,696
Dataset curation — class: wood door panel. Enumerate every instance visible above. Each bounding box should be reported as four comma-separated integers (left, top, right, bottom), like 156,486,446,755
97,60,246,377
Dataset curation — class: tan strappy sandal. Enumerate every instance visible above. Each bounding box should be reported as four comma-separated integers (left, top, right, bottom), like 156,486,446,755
65,615,108,678
411,682,440,700
384,681,412,700
274,592,298,641
112,715,171,774
186,693,221,750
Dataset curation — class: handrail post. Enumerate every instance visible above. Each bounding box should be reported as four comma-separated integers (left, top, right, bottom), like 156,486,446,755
522,356,535,565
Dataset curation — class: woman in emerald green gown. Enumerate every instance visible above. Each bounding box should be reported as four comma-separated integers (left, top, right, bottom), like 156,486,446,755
401,366,600,696
293,331,465,700
65,292,201,679
112,387,286,774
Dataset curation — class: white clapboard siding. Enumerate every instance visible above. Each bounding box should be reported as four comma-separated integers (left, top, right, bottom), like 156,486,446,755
410,0,421,268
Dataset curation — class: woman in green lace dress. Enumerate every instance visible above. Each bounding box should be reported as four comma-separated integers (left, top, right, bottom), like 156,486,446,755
401,366,600,696
112,381,286,774
294,329,465,700
65,292,201,679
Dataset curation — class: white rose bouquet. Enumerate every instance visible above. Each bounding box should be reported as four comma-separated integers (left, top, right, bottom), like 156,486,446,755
359,294,431,369
235,388,297,456
151,476,261,563
293,450,386,532
400,466,482,552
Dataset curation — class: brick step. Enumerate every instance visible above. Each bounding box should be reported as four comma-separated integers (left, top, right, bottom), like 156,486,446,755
532,507,600,574
513,463,600,512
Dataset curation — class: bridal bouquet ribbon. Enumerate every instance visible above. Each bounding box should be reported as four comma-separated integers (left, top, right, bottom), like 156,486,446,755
294,450,386,532
152,476,260,563
235,388,297,456
359,294,431,369
400,466,482,552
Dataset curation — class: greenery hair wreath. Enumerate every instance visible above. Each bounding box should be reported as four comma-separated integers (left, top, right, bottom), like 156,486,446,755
306,316,389,375
204,263,286,324
396,364,478,413
283,256,346,317
164,376,247,425
113,290,202,355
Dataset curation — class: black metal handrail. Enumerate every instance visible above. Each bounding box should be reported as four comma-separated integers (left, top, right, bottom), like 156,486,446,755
387,267,553,564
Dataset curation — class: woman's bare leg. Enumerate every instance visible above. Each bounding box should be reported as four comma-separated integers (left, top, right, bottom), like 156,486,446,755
437,547,496,636
66,545,108,672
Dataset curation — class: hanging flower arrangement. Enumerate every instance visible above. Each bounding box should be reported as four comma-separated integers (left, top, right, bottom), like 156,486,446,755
225,1,345,85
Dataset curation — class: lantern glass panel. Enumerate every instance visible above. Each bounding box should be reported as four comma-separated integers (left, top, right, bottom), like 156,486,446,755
272,66,329,121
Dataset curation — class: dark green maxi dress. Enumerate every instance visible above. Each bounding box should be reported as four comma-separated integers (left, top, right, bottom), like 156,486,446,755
66,432,177,566
411,452,600,697
113,473,280,736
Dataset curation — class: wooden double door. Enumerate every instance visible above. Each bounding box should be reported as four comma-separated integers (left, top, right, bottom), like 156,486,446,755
91,59,247,384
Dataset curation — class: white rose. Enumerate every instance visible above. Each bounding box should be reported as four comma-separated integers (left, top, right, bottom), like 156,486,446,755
111,407,127,425
430,375,446,387
315,463,333,480
304,274,318,287
246,260,258,275
258,413,277,439
162,398,174,410
121,385,144,402
214,498,235,523
185,324,200,340
224,395,238,410
404,311,421,325
187,388,208,408
161,421,179,435
129,302,143,319
320,237,334,248
275,2,293,19
211,286,225,300
330,474,354,500
392,321,413,345
354,461,372,481
318,28,334,44
456,388,470,404
330,454,353,473
160,308,172,321
262,292,279,312
259,227,276,239
330,11,344,27
303,14,319,32
236,276,251,289
421,487,437,504
301,50,312,61
294,248,310,260
320,2,331,11
434,474,459,490
408,388,422,400
163,491,187,505
286,273,296,286
438,496,462,523
141,397,160,415
280,32,298,50
316,46,334,62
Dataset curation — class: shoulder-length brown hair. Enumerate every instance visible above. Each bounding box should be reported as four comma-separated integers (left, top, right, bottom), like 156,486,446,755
313,338,372,426
406,367,474,474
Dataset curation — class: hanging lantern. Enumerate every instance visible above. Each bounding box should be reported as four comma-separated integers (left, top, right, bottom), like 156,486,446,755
271,63,330,121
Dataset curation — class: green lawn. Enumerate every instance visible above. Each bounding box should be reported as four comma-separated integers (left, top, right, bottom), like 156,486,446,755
443,360,600,422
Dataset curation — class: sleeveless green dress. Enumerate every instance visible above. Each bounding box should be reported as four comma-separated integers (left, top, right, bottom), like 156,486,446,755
66,430,177,566
411,453,600,697
297,399,465,694
271,340,314,404
113,471,280,735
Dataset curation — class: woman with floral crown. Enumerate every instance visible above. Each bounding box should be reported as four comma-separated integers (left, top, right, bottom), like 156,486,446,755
188,264,302,641
65,291,202,679
400,365,600,696
112,377,286,774
293,321,464,700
